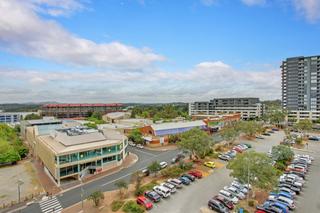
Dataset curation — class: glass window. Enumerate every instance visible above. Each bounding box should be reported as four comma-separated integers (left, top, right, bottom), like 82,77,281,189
102,155,116,163
60,165,78,177
102,146,116,155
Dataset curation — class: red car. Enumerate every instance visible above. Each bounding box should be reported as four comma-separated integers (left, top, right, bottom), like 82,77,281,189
233,146,243,153
136,196,153,210
255,210,266,213
188,170,203,179
213,195,234,210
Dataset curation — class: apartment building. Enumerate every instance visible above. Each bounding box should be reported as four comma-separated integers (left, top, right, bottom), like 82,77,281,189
281,55,320,121
189,98,264,120
41,103,123,119
35,126,128,185
0,112,38,124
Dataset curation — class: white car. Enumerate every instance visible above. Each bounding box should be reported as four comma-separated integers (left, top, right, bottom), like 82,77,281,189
153,186,171,198
159,161,168,169
136,144,144,149
160,182,176,193
269,195,295,210
167,179,183,188
223,186,246,199
231,182,248,194
219,190,239,204
129,141,136,147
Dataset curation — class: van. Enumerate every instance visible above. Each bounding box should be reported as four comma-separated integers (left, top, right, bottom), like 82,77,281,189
219,190,239,204
153,186,171,198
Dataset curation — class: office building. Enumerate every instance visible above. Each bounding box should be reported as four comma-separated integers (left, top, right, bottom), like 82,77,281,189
41,103,123,119
281,55,320,121
189,98,264,120
34,126,128,185
0,112,39,124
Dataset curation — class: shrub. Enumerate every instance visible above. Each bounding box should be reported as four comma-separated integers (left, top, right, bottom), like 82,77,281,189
179,161,193,171
274,161,286,171
111,200,125,212
139,181,158,193
88,191,104,207
295,137,303,145
160,166,184,178
122,201,145,213
248,200,255,207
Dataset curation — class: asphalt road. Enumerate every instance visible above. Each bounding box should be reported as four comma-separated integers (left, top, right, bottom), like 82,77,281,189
21,146,179,213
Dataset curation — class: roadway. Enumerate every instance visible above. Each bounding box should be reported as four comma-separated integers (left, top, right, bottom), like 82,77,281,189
22,146,179,213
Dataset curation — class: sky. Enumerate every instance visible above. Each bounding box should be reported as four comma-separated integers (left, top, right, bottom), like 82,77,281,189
0,0,320,103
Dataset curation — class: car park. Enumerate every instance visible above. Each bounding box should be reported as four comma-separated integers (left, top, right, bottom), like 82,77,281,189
308,135,320,141
181,173,196,182
178,176,191,185
167,178,183,188
159,161,168,169
144,191,161,203
268,195,295,210
231,182,248,194
219,190,239,204
136,196,153,210
257,201,288,213
188,170,202,178
270,192,293,200
153,186,171,198
213,195,234,210
204,161,216,168
208,198,230,213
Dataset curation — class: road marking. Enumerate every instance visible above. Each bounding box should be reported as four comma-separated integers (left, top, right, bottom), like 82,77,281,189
39,196,63,213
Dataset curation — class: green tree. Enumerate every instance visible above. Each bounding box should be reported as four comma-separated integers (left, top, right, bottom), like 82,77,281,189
84,122,98,129
227,151,278,192
271,145,294,162
294,119,312,136
128,129,144,144
238,121,262,137
122,201,145,213
115,180,128,198
160,166,184,178
131,171,143,196
177,128,212,159
88,190,105,207
24,113,42,120
268,110,286,127
220,123,240,146
148,161,161,177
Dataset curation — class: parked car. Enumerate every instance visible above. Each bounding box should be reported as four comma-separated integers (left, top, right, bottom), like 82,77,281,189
262,133,271,136
219,190,239,204
153,186,171,198
204,161,216,168
208,198,230,213
256,203,284,213
181,173,196,182
268,195,295,210
232,146,243,153
270,192,293,200
223,186,245,199
159,161,168,169
178,176,191,185
230,182,248,194
256,135,265,139
144,191,161,203
129,141,136,147
136,196,153,210
188,170,202,178
213,195,234,210
308,135,320,141
171,154,185,164
278,186,298,196
160,182,176,193
141,168,150,177
219,154,232,161
226,150,237,158
242,143,252,148
272,128,279,131
136,144,144,149
167,178,183,188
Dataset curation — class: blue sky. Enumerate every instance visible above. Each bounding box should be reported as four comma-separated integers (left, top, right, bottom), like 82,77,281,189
0,0,320,103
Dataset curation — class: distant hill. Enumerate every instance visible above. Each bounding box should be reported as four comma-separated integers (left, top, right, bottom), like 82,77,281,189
0,103,42,112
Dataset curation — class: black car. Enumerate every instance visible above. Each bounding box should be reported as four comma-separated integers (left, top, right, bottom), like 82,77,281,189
181,174,195,182
208,199,229,213
144,191,161,202
262,133,271,136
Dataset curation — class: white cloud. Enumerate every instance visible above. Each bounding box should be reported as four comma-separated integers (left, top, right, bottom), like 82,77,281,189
0,0,164,69
0,61,281,103
293,0,320,22
241,0,266,6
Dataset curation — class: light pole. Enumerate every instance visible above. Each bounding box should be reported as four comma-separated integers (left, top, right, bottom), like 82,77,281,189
17,179,24,203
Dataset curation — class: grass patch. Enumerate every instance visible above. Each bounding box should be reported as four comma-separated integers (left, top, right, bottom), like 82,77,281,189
122,200,145,213
111,200,125,212
139,180,158,193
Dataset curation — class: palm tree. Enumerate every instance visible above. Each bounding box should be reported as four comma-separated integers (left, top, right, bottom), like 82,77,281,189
115,180,128,198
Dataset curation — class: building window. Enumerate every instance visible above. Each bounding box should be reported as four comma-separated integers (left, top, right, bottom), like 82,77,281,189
60,165,78,177
102,155,116,163
102,146,117,155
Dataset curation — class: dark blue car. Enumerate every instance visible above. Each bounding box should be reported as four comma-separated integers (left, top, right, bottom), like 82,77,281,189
179,176,191,185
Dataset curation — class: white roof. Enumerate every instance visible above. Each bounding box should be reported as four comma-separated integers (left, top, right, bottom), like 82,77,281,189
151,120,206,131
105,112,127,119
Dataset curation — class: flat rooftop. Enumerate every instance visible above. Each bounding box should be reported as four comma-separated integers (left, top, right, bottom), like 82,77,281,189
25,118,62,125
151,120,206,131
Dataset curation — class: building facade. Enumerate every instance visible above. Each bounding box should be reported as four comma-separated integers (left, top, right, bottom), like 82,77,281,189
281,55,320,122
0,112,39,124
41,103,123,119
189,98,264,120
34,127,128,186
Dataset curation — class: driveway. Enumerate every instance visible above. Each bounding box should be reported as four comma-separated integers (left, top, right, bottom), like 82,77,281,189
21,146,179,213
